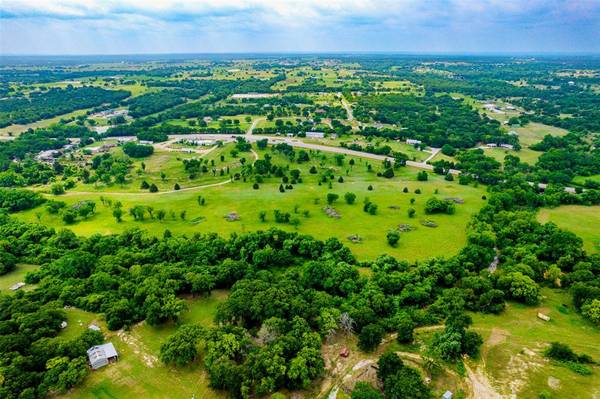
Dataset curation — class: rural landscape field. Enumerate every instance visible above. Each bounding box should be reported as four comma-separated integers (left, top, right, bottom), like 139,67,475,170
1,1,600,399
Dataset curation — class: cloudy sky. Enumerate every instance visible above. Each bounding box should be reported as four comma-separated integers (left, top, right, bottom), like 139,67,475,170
1,0,599,55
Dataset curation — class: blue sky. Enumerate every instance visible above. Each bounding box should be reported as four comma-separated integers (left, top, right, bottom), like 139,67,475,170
1,0,599,55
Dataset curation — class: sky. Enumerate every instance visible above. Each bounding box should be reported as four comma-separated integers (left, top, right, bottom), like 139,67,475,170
1,0,600,55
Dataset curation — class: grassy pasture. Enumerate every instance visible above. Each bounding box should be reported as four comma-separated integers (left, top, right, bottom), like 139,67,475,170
538,205,600,253
470,288,600,398
17,147,487,262
0,264,39,293
60,291,229,399
513,122,568,147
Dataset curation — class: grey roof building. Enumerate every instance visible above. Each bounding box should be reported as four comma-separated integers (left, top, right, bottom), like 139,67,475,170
87,343,118,370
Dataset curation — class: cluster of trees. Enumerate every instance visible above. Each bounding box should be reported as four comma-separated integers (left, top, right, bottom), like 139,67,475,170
0,86,129,127
354,94,509,148
0,187,45,212
424,197,456,215
122,142,154,158
124,91,185,117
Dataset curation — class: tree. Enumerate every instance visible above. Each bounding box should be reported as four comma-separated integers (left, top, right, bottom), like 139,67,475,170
160,324,204,366
112,208,123,222
581,299,600,325
497,272,539,305
407,208,416,218
174,183,181,190
62,209,77,224
51,183,65,195
377,352,404,381
352,382,384,399
327,193,339,204
382,168,395,178
387,230,400,247
149,183,158,193
383,366,432,399
417,171,428,181
344,192,356,204
259,210,267,222
395,313,415,343
358,323,384,352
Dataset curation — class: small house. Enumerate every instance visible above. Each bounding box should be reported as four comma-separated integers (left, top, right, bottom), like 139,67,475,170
60,321,68,329
442,391,453,399
406,139,421,145
89,324,101,331
500,144,514,150
138,140,153,145
306,131,325,139
486,143,498,148
87,343,118,370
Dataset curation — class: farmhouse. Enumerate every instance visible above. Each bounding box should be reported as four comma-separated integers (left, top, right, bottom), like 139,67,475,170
138,140,154,145
406,139,422,145
500,143,514,150
36,150,60,163
306,131,325,139
87,343,119,370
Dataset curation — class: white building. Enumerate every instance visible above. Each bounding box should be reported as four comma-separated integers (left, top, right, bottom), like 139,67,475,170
306,131,325,139
500,144,514,150
138,140,154,145
406,139,422,145
9,282,26,291
87,343,119,370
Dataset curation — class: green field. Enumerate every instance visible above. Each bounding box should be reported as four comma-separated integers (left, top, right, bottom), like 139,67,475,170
0,264,38,293
538,205,600,253
17,146,487,262
60,291,229,399
513,122,568,147
470,288,600,399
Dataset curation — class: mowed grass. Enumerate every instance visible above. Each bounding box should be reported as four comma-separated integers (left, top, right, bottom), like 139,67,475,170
513,122,568,147
470,288,600,399
60,291,229,399
17,149,487,261
538,205,600,253
0,264,38,293
482,146,542,166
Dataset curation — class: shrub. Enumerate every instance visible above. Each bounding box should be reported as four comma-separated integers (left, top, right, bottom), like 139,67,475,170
387,230,400,247
327,193,339,204
407,208,416,218
417,171,428,181
51,183,65,195
424,197,456,215
344,192,356,204
149,184,158,193
253,183,260,189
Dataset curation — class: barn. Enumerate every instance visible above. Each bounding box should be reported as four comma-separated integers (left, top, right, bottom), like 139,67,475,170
87,343,119,370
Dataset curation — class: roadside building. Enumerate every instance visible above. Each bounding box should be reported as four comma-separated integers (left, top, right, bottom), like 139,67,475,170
306,131,325,139
87,343,119,370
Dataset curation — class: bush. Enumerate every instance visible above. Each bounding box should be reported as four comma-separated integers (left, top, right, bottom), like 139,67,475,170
407,208,416,218
253,183,260,189
424,197,456,215
387,230,400,247
149,184,159,193
174,183,181,190
545,342,579,362
382,168,394,178
51,183,65,195
327,193,339,204
344,192,356,204
417,171,428,181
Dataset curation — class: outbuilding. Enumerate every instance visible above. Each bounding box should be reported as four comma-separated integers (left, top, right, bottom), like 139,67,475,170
87,343,119,370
